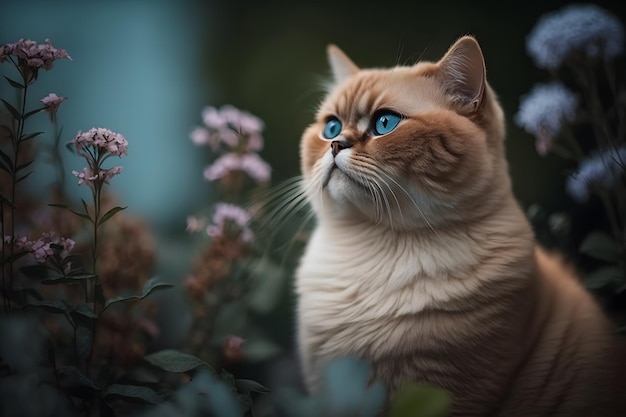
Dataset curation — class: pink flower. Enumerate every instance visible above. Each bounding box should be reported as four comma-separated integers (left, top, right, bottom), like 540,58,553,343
71,127,128,158
240,153,271,183
198,105,265,150
203,152,271,184
186,216,206,233
72,167,98,186
0,38,71,70
40,93,67,114
207,203,254,242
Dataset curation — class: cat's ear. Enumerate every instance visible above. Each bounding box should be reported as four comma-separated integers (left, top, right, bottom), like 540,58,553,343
437,36,486,112
327,44,359,84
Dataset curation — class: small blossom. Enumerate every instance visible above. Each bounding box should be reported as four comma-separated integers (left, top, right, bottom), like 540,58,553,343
71,128,128,158
204,152,271,183
186,216,206,233
72,167,98,186
240,153,271,183
40,93,67,114
0,38,71,70
207,203,254,242
190,126,211,146
566,146,626,203
527,4,625,70
199,105,264,150
515,82,578,156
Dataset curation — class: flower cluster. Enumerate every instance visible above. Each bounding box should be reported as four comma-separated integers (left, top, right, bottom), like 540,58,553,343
4,232,75,264
40,93,67,115
207,203,254,242
515,83,578,156
70,128,127,187
566,146,626,203
191,105,270,185
204,153,271,183
526,4,625,70
0,39,71,85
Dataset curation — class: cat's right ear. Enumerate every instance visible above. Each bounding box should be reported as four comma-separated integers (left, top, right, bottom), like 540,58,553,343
327,44,359,84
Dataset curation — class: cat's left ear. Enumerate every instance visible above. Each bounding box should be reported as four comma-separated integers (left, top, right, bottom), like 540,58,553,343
327,44,359,84
437,36,486,113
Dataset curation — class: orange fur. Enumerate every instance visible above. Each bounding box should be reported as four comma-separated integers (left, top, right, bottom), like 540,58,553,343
295,36,624,416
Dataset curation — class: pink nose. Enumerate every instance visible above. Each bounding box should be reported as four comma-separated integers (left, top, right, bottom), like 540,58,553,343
331,139,352,157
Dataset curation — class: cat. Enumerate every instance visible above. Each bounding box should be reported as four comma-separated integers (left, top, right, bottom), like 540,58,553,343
295,36,624,416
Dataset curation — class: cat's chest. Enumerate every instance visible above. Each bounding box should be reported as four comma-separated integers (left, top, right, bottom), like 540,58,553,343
296,223,483,322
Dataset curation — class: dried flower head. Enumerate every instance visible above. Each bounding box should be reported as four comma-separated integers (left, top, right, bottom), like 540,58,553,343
566,146,626,203
515,82,578,156
527,4,625,70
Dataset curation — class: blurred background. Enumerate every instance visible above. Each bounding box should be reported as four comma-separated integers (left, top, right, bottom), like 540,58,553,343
1,0,625,398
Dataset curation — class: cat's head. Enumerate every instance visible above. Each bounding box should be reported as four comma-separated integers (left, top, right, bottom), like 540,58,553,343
301,36,510,230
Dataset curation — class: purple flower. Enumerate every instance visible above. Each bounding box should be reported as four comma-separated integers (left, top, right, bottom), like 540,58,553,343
527,4,625,70
4,233,75,264
207,203,254,242
72,127,128,158
0,38,71,70
515,82,578,156
566,146,626,202
197,105,265,151
203,152,271,184
40,93,67,114
72,166,122,187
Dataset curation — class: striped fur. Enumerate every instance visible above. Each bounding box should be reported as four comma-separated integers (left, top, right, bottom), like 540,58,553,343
296,36,624,416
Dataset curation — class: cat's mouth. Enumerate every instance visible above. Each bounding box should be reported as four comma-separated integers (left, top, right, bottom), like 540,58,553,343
324,164,370,193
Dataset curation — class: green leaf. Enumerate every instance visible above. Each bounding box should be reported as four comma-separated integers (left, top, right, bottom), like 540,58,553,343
103,277,173,310
103,384,161,405
23,107,45,120
16,170,34,183
57,366,99,399
27,300,67,314
235,379,270,394
98,205,127,227
20,131,44,142
389,383,450,417
144,349,212,373
584,266,625,290
15,160,34,172
49,203,92,222
1,99,21,120
76,323,93,360
3,76,24,89
579,231,621,263
0,150,13,173
41,275,94,285
72,303,97,320
0,154,11,174
19,264,49,279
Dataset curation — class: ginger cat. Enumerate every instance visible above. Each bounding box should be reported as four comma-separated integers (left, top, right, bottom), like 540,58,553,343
295,36,624,416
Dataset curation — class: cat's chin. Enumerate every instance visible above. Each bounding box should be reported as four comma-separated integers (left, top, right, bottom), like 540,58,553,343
325,167,368,205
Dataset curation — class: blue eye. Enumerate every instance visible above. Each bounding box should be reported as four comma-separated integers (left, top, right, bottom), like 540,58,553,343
373,112,401,135
322,117,342,139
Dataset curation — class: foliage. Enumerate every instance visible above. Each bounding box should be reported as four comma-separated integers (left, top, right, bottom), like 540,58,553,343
516,3,626,320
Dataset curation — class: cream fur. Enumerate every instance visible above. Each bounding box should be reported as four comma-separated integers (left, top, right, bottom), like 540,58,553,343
295,36,624,416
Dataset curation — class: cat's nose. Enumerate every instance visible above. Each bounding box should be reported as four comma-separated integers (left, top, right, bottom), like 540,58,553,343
331,139,352,157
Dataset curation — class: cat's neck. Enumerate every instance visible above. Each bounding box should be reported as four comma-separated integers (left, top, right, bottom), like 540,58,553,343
300,196,535,314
